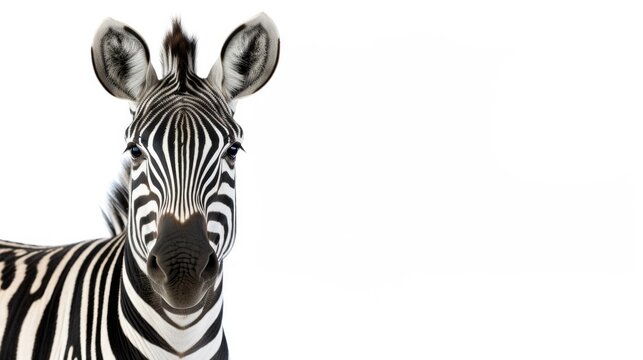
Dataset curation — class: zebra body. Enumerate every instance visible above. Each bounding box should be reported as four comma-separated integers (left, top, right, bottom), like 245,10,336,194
0,237,126,359
0,236,225,359
0,13,279,359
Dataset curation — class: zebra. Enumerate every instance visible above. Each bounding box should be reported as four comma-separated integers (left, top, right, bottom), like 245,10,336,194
0,13,279,359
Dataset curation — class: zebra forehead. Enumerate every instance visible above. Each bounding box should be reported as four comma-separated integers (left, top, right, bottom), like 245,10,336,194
125,92,243,144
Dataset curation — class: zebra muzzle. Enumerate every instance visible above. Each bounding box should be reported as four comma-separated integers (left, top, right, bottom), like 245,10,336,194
147,214,219,309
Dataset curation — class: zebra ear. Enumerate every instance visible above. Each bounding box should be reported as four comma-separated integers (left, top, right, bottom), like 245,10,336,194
207,13,280,102
91,18,158,102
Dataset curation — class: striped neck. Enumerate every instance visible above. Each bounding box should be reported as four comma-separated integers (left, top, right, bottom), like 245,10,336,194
117,237,227,359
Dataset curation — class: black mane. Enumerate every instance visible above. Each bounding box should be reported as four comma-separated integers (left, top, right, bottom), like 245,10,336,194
162,19,197,91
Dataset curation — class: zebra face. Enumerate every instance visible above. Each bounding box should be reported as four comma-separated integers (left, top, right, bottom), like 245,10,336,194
125,84,242,308
92,15,279,309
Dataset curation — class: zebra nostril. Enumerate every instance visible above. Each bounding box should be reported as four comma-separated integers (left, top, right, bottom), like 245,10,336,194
147,255,166,283
200,252,218,280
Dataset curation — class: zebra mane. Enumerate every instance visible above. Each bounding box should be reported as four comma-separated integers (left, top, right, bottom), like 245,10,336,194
101,158,131,236
161,19,197,90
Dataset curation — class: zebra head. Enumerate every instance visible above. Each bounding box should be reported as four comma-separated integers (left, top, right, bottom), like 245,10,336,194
91,15,279,309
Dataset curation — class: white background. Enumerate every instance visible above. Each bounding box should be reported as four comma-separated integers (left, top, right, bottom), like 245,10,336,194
0,0,642,359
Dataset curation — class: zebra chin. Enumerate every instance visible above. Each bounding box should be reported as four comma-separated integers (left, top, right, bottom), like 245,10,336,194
151,279,215,309
146,214,220,309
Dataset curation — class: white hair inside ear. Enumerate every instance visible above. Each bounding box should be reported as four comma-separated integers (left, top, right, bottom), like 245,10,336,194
229,100,237,113
91,18,158,102
207,12,280,103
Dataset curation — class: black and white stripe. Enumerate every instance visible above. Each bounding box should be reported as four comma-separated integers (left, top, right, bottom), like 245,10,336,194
0,13,279,359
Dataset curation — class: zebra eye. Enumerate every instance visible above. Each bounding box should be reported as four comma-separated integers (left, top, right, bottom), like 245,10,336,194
226,143,242,160
128,145,143,159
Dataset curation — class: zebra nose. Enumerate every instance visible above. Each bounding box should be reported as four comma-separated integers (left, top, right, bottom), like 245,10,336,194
146,214,219,286
147,248,217,284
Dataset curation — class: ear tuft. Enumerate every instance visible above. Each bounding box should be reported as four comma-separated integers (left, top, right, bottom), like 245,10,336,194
208,13,280,101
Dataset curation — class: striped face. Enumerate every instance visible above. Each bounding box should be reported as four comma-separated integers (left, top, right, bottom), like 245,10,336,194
125,75,242,308
92,16,279,310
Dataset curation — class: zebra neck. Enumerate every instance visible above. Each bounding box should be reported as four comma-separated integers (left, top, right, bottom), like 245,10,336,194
117,239,227,359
